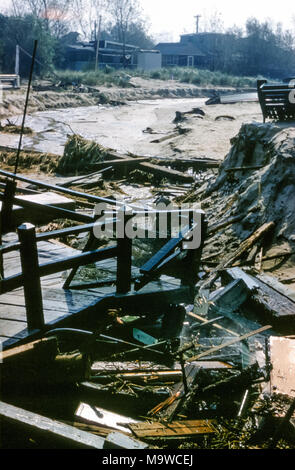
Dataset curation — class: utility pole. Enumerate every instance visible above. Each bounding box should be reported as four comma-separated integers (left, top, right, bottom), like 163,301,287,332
194,15,201,34
95,15,102,72
15,44,20,75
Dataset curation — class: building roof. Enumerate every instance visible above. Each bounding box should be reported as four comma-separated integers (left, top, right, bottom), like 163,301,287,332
155,42,206,56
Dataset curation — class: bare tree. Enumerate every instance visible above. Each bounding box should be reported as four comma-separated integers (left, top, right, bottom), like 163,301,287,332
202,10,224,33
72,0,110,40
108,0,141,67
9,0,73,38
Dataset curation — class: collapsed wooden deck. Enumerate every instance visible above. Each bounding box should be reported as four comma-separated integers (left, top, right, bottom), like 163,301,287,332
0,173,203,351
0,234,188,349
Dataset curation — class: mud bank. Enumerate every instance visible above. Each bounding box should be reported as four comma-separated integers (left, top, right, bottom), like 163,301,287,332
0,76,252,120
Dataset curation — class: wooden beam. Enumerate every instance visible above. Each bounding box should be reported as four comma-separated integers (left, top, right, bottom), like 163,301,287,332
17,223,44,331
0,400,106,449
138,161,194,183
0,169,130,209
0,192,92,224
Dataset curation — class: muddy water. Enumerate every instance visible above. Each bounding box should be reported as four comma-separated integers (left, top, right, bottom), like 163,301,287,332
0,97,206,156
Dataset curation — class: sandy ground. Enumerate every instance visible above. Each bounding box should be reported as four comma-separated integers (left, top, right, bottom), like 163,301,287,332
0,96,262,160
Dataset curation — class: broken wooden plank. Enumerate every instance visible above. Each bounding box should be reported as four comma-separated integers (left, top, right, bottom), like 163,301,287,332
209,279,249,314
148,363,200,420
0,400,147,449
201,222,275,289
128,420,216,439
256,273,295,302
139,161,194,183
155,157,220,170
187,311,239,337
187,325,272,362
0,400,105,449
223,267,295,327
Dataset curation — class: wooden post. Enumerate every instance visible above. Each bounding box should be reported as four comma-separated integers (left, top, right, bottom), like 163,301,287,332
17,223,44,331
15,45,20,76
95,16,102,72
1,179,17,234
181,210,206,286
0,179,17,277
116,206,133,295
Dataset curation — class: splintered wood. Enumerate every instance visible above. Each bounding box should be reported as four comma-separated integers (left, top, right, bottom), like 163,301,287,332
128,420,216,439
201,221,275,289
148,363,199,420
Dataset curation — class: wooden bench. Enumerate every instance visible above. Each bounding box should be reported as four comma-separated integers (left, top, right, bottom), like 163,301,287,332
0,74,20,89
257,79,295,122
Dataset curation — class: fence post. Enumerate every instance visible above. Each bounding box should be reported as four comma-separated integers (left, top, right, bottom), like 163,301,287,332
181,210,206,287
17,223,44,331
1,179,17,234
116,206,133,295
0,179,17,278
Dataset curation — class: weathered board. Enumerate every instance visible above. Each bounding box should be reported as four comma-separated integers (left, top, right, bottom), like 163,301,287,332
0,400,148,449
129,419,216,439
223,267,295,329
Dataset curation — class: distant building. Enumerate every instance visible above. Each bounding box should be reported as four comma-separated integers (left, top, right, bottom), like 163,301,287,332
156,35,207,68
156,32,295,77
65,39,161,71
156,32,244,70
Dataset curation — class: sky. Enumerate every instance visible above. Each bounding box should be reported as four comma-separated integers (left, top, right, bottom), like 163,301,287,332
139,0,295,41
1,0,295,42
